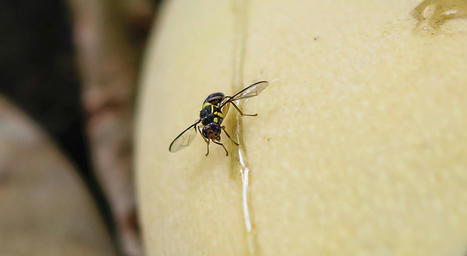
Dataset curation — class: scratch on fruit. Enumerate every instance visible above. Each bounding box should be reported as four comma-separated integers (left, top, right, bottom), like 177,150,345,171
231,0,260,255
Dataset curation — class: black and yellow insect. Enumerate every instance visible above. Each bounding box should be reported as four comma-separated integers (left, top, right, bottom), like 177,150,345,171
169,81,269,156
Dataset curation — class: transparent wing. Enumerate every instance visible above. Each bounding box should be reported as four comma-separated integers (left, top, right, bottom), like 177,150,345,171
221,81,269,107
169,120,200,152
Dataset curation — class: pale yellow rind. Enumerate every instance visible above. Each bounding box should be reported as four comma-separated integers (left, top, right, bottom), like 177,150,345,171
136,0,467,255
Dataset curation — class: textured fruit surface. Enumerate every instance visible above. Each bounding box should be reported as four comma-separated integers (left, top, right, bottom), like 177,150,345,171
136,0,467,255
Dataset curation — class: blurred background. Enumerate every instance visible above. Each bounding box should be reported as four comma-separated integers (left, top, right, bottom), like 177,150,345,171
0,0,160,255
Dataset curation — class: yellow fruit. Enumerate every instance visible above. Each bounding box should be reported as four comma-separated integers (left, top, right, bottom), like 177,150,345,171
136,0,467,255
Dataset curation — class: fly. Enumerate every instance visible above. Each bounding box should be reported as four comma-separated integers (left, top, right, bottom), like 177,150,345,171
169,81,269,156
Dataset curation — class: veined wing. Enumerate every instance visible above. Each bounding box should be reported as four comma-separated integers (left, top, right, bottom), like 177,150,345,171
169,120,200,152
220,81,269,107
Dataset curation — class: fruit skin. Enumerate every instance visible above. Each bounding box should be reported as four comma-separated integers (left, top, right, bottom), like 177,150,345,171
135,0,467,255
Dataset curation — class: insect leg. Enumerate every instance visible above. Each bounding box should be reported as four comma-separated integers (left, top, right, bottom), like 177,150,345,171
213,141,229,156
197,125,204,139
230,102,257,116
198,125,210,156
205,140,210,156
221,126,239,145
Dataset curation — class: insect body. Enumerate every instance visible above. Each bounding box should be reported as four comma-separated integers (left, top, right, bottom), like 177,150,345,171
200,92,225,126
169,81,269,156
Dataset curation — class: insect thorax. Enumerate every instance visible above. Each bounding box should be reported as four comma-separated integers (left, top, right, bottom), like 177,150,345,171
200,103,224,126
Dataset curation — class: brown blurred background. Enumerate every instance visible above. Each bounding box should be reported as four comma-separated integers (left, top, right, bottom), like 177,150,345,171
0,0,159,255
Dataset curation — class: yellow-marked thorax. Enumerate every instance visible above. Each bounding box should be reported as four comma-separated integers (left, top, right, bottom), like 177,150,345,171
200,102,226,126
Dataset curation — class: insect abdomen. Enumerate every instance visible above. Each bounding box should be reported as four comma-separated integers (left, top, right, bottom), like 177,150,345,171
204,92,225,105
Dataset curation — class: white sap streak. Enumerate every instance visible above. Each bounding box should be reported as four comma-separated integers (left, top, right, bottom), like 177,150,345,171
231,0,258,254
238,149,252,232
236,111,257,255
